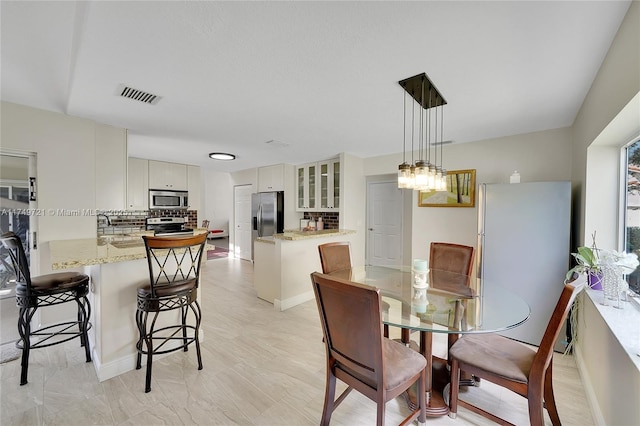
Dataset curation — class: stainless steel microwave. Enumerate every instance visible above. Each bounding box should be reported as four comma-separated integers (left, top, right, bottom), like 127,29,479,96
149,189,188,210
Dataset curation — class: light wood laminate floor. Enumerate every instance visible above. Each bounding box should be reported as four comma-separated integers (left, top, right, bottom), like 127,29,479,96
1,257,594,425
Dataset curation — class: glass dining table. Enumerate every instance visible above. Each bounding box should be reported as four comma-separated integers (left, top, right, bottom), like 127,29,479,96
329,265,530,417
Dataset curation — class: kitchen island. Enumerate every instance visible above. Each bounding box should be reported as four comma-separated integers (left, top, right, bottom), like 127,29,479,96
253,229,357,311
45,230,212,382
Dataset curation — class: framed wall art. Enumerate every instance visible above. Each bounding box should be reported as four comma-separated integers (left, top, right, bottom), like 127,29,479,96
418,169,476,207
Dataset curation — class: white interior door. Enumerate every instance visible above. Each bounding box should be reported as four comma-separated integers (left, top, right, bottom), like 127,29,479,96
233,185,253,261
366,180,403,266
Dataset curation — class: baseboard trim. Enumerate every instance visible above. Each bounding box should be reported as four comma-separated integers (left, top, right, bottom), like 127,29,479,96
274,290,314,311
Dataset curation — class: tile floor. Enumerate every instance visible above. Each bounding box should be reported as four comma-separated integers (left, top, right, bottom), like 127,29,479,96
0,257,594,425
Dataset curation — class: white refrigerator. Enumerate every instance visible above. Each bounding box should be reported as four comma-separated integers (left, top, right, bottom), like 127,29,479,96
477,181,571,351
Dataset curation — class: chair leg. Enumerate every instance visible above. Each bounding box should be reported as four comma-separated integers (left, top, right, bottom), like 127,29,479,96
321,370,337,426
181,304,189,352
449,358,461,417
188,300,203,370
544,361,561,426
144,311,158,393
78,296,92,362
17,306,35,386
135,308,144,370
376,400,385,426
527,381,545,426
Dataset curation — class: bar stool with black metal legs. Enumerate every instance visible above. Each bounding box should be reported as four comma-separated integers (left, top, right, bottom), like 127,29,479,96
135,233,207,393
0,232,92,386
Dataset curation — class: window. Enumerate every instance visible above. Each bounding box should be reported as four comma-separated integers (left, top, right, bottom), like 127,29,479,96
624,139,640,294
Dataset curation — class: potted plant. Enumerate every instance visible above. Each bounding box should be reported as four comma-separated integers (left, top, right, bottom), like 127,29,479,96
566,246,602,289
566,233,603,289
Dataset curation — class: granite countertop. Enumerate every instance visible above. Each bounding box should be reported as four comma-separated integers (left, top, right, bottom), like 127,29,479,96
49,229,212,270
272,229,356,241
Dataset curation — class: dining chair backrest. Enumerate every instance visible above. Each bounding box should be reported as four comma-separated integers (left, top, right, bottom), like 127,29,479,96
312,271,384,387
318,242,352,274
531,277,585,377
429,242,474,275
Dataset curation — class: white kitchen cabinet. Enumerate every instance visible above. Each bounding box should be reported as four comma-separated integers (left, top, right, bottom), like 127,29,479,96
95,124,127,211
127,157,149,210
258,164,285,192
187,165,201,212
318,158,340,210
296,162,317,211
296,158,341,212
148,160,187,190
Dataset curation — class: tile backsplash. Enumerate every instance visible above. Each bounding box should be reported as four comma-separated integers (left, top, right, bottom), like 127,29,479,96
303,212,339,230
97,210,199,235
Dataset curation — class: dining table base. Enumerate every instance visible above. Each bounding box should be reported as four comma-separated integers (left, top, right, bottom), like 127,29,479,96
399,331,451,417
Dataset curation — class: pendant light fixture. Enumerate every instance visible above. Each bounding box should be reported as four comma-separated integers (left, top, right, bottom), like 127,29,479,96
397,73,447,191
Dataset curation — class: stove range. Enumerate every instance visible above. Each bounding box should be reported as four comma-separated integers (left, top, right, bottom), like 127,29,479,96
146,217,194,236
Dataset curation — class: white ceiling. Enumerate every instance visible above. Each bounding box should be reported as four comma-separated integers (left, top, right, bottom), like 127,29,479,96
1,1,631,173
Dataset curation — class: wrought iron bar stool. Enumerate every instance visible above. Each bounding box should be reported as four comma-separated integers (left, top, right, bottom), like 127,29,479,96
0,232,92,385
135,233,207,392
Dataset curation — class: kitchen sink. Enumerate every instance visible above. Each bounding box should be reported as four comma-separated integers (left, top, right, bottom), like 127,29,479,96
98,236,145,249
109,239,145,249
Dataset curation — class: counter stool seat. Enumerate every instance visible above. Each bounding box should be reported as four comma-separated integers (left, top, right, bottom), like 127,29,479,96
0,232,92,386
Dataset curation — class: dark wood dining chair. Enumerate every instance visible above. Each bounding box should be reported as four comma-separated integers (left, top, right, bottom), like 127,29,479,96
448,275,586,425
318,241,352,274
429,242,475,275
136,233,207,392
429,242,475,357
317,242,392,337
310,272,427,426
0,232,92,385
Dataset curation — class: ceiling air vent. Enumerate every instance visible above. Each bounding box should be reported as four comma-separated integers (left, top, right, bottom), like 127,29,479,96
118,85,161,105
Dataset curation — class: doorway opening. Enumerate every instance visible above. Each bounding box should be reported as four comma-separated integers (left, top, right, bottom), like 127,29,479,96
1,152,35,345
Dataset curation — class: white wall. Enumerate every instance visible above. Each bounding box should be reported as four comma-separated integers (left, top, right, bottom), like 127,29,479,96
569,3,640,425
203,169,232,231
1,102,98,244
339,153,366,265
363,127,573,263
572,1,640,248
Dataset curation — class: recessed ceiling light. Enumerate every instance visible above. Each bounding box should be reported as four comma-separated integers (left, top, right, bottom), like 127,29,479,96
209,152,236,161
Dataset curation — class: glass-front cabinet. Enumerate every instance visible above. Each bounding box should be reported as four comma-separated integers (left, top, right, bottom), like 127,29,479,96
319,159,340,210
297,163,316,211
297,158,340,212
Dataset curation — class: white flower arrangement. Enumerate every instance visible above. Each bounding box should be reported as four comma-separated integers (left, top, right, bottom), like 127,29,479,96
598,249,639,273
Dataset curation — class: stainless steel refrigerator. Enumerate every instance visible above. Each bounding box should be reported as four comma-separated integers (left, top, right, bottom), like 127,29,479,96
477,181,571,351
251,191,284,260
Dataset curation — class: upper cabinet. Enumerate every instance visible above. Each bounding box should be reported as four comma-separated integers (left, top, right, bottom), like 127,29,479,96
318,158,340,210
127,157,149,210
187,165,201,212
148,160,187,190
296,162,317,211
95,124,127,210
258,164,285,192
296,158,341,212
